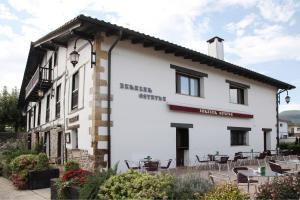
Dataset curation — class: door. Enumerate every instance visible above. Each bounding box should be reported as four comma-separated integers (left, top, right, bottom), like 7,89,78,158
263,131,267,151
176,128,189,167
263,130,271,151
57,132,62,164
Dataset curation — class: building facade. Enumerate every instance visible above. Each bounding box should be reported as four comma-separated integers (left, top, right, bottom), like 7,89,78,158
19,15,295,171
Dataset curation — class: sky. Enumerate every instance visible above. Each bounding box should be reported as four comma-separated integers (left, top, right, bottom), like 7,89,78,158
0,0,299,111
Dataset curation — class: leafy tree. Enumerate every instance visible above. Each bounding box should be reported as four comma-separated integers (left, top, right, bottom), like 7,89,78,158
0,86,25,132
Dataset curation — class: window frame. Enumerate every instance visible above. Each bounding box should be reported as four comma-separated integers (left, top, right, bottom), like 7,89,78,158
230,130,248,146
71,71,79,110
55,84,61,119
226,80,249,105
176,72,200,97
45,94,50,123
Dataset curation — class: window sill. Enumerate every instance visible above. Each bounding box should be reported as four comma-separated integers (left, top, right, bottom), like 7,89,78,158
229,102,248,106
176,93,204,99
230,145,249,147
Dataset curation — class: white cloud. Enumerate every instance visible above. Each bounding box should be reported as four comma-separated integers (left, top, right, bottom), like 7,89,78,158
279,104,300,112
0,3,17,20
257,0,300,23
226,13,257,36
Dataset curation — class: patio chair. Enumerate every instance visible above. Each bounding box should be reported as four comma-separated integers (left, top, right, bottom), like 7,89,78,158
196,155,209,169
268,161,291,174
124,160,140,170
255,153,267,167
216,156,230,172
230,155,242,168
235,152,248,165
232,167,258,193
208,171,231,184
144,161,159,172
160,159,172,170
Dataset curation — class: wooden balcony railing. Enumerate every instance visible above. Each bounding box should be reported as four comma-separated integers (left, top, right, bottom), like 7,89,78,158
25,66,53,100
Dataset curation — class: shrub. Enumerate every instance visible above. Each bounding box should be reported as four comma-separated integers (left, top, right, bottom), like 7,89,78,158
98,170,172,199
202,184,249,200
10,154,37,189
35,153,49,171
65,161,80,171
56,169,91,199
169,173,213,199
256,174,300,200
9,153,50,189
79,164,118,200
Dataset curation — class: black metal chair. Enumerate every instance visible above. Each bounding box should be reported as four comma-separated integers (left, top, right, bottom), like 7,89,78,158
268,161,291,174
124,160,140,170
232,167,258,193
160,159,172,170
216,156,230,171
196,155,209,169
255,152,267,167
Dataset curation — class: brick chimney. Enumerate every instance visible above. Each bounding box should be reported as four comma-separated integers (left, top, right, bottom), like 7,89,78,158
207,36,224,60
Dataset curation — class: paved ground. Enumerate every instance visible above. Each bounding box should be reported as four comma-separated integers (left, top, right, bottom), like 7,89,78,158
0,177,50,200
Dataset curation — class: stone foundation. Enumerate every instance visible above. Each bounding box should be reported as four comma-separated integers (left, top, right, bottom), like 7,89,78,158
67,149,94,171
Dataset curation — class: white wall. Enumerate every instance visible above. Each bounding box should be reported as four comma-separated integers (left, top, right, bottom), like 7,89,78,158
101,37,278,171
26,39,93,154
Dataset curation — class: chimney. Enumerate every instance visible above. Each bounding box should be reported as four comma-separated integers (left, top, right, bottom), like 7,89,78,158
207,36,224,60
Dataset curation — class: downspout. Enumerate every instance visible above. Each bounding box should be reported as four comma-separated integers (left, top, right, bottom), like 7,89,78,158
107,30,123,168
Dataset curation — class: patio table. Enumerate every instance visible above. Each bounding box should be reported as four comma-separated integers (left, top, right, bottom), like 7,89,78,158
240,151,260,159
238,169,282,191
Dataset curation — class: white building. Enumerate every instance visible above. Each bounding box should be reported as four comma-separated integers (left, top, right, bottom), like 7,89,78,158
279,119,289,139
19,15,295,171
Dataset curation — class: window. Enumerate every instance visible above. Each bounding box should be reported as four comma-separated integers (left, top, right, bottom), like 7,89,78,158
229,85,245,104
297,128,300,131
230,130,248,146
28,109,32,130
54,51,58,66
45,94,50,122
280,123,283,127
227,80,249,105
55,85,61,118
71,71,79,110
176,73,200,97
71,129,78,149
37,101,41,125
33,106,36,128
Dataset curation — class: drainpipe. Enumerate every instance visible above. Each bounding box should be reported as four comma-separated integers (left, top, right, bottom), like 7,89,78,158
107,30,123,168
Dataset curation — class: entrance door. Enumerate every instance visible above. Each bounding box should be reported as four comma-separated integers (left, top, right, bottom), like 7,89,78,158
176,128,189,167
57,132,62,164
263,129,271,151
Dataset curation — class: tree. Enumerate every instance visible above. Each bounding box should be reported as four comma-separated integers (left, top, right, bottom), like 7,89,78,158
0,86,25,132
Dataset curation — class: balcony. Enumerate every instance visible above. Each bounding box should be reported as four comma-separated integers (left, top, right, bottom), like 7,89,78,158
25,66,53,102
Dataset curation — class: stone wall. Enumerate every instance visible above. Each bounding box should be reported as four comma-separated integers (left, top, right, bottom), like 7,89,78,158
67,149,94,171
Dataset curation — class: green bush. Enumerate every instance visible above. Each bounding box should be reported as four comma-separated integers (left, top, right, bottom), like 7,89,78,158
65,161,80,171
202,184,249,200
35,153,49,171
79,164,118,200
169,173,213,199
98,170,172,199
9,153,50,189
256,174,300,200
279,142,300,154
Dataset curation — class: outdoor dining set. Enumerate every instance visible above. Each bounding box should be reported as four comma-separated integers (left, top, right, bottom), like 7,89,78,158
124,157,173,172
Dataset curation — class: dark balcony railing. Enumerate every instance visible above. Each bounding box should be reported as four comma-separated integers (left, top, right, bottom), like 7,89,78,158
25,66,53,101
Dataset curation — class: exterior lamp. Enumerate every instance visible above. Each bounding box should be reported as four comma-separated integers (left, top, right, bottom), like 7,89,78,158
37,89,44,97
70,48,80,67
22,110,26,117
69,37,95,68
285,91,290,104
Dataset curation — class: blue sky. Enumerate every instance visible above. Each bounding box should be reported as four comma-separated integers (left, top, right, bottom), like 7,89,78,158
0,0,299,111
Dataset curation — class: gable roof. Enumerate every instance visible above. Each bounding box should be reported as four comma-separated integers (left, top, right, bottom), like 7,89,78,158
19,14,295,107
